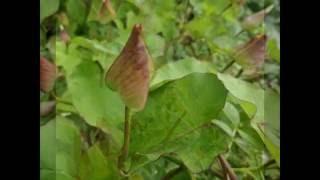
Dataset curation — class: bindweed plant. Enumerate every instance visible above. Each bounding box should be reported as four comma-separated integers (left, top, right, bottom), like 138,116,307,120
40,0,280,179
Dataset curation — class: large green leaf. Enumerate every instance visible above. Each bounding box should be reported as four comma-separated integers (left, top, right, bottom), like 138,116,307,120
130,73,229,172
217,73,280,166
217,73,263,120
40,117,119,180
68,60,124,146
40,0,60,23
56,41,82,76
150,58,217,90
65,0,88,25
40,117,81,180
40,119,56,171
79,145,119,180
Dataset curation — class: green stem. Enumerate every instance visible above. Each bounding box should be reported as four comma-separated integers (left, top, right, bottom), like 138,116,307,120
118,106,132,176
50,91,73,106
234,29,245,38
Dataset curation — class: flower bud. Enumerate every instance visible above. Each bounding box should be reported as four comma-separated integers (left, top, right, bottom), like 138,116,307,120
105,24,153,111
40,57,57,92
234,34,267,68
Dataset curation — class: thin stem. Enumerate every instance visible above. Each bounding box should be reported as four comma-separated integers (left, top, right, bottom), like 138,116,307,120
235,68,243,78
234,30,245,38
218,155,238,180
118,106,132,176
161,166,183,180
219,3,233,16
234,159,277,172
50,91,73,106
225,127,238,159
221,60,236,73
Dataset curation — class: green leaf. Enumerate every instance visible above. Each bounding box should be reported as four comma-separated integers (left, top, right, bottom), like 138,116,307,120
40,117,119,180
40,119,56,170
79,145,119,180
217,73,280,166
130,73,229,172
65,0,88,25
222,102,240,126
253,125,280,167
56,41,82,76
40,0,60,23
145,34,165,58
40,117,81,180
211,119,233,137
150,58,217,91
68,60,124,146
217,73,263,120
267,39,280,63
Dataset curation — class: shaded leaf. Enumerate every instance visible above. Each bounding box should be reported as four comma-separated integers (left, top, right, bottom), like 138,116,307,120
218,73,280,166
68,60,124,146
65,0,88,25
40,117,81,180
79,145,119,180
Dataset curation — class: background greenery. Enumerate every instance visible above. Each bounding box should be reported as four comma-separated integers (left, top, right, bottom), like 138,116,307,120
40,0,280,179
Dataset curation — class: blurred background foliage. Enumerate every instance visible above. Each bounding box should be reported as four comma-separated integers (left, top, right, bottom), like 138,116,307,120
40,0,280,179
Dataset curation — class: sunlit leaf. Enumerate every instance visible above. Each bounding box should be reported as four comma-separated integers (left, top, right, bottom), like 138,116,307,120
40,0,59,22
130,73,229,172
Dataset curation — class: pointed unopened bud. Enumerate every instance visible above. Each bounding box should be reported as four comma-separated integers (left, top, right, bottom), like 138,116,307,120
242,5,274,29
105,24,153,111
40,101,56,116
234,34,267,68
100,0,116,18
235,0,245,6
60,30,70,44
40,57,57,92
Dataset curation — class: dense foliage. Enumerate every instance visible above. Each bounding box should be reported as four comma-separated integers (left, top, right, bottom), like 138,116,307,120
40,0,280,179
